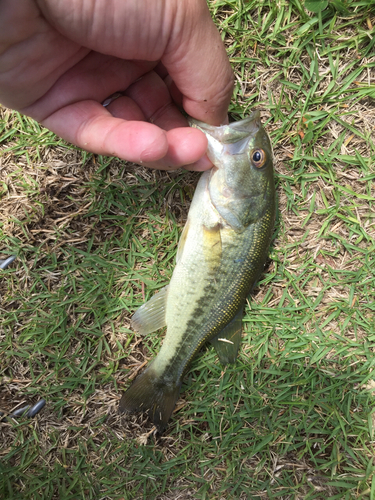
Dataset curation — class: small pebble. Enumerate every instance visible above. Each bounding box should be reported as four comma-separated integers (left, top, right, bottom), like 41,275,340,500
26,399,46,418
0,255,17,270
0,399,46,421
1,405,30,421
10,405,31,417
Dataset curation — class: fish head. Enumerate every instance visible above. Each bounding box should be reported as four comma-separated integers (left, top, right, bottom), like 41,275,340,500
190,112,275,231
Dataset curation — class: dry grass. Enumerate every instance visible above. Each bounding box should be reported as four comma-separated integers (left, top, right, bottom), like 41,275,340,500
1,1,375,499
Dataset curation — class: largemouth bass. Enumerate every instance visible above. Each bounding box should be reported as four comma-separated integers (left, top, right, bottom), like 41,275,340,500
119,112,276,432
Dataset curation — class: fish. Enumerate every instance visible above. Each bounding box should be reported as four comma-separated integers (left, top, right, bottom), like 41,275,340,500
119,111,276,432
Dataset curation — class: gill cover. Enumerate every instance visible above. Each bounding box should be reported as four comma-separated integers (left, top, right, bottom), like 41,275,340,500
190,112,274,232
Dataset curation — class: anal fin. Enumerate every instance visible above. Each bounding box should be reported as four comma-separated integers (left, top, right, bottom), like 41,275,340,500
210,306,243,365
131,285,168,335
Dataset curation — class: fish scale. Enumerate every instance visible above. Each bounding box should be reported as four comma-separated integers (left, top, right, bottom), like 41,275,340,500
119,112,276,432
160,196,275,379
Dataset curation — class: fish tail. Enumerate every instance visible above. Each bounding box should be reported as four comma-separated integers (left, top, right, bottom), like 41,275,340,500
119,366,181,433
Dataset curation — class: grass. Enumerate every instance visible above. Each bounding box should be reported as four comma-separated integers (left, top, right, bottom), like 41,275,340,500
1,0,375,498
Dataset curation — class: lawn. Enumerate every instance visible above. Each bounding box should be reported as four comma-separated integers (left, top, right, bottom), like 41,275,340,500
1,1,374,499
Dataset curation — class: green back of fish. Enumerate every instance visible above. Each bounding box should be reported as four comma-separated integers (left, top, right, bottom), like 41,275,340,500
119,113,276,431
162,185,276,380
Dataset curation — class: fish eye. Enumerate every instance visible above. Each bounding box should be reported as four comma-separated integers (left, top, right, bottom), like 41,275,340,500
251,149,266,168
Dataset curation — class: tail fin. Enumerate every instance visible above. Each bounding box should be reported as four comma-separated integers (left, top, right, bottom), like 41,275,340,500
119,366,181,433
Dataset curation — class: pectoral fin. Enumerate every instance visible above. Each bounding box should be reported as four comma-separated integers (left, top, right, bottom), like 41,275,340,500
210,307,243,365
131,285,169,335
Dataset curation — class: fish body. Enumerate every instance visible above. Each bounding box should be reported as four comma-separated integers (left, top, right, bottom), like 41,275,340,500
119,112,276,432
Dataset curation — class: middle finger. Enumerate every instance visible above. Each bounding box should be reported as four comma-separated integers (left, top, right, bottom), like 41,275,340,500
124,71,187,131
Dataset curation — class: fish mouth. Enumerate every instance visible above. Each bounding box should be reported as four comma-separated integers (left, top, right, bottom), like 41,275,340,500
189,111,261,144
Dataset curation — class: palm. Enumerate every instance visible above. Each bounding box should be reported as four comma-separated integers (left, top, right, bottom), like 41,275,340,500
0,0,233,169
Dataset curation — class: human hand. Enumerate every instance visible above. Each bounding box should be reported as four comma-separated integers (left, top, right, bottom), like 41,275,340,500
0,0,233,170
